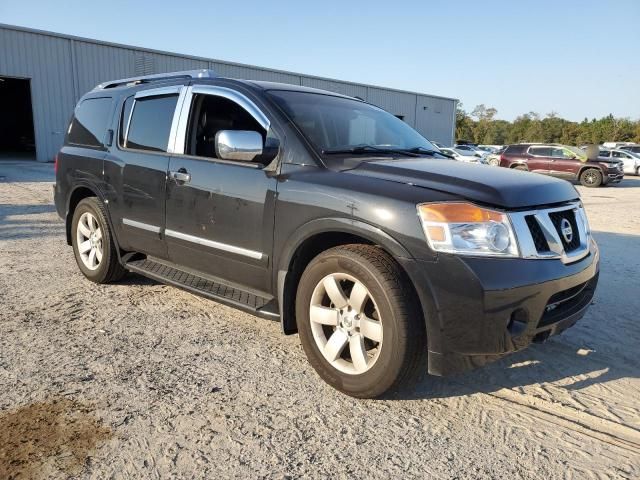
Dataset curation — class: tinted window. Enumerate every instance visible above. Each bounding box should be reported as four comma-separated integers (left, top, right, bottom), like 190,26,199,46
599,150,611,158
126,94,179,152
67,97,113,147
529,147,552,156
504,145,527,155
268,90,436,154
612,151,628,158
118,96,135,147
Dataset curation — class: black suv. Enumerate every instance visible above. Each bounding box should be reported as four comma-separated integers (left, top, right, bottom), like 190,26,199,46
54,70,599,398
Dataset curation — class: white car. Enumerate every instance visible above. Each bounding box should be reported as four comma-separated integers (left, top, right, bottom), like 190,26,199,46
440,148,488,164
454,144,489,158
599,149,640,175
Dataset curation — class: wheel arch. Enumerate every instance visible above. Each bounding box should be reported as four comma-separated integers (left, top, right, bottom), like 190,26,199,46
276,218,418,335
65,184,117,251
509,162,528,170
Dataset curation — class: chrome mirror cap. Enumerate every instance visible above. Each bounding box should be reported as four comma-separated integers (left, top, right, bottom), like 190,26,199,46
215,130,263,162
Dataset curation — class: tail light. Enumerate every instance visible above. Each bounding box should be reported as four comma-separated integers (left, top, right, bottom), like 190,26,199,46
499,153,505,165
54,154,58,174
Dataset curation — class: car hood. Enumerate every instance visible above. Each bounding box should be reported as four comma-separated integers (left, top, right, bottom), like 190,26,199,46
344,158,579,209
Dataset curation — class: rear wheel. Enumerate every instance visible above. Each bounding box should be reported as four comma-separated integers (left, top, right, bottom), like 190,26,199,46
580,168,603,187
295,244,426,398
71,197,126,283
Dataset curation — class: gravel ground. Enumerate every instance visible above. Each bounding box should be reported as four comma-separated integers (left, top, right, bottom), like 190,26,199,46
1,160,639,479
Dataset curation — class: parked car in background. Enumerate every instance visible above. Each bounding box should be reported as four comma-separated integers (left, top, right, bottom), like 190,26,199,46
440,148,488,164
477,145,499,154
599,149,640,175
619,145,640,155
486,146,506,166
603,142,636,149
454,144,487,158
499,143,624,187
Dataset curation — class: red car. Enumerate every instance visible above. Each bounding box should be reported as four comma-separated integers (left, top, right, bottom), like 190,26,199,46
499,144,624,187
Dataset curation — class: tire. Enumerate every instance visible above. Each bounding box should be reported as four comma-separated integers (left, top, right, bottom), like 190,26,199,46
579,168,603,187
513,165,528,171
71,197,126,283
636,166,640,176
295,244,426,398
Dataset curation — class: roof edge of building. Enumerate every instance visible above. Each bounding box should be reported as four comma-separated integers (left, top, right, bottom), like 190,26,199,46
0,22,459,103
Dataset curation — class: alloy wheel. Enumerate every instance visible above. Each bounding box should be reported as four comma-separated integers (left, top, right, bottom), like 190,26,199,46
309,273,383,375
584,171,598,185
76,212,103,270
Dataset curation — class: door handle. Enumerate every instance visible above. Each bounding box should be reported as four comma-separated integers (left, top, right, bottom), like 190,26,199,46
169,169,191,183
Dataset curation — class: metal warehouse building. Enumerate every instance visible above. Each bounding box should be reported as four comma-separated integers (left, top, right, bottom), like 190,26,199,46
0,23,457,163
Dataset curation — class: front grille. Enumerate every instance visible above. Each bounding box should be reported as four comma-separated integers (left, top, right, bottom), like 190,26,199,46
548,209,581,252
525,215,549,252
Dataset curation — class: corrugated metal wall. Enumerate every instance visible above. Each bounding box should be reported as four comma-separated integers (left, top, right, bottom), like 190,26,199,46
0,24,456,162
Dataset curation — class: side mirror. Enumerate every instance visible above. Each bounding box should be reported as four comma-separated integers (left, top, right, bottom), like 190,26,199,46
215,130,263,162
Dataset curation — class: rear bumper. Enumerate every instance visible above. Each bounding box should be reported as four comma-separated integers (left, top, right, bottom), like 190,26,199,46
399,238,599,376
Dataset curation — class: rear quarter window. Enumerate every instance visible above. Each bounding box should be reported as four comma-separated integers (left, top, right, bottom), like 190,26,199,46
504,145,527,155
67,97,113,148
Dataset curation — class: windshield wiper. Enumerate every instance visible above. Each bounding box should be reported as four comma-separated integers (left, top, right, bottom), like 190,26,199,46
404,146,453,158
322,145,420,157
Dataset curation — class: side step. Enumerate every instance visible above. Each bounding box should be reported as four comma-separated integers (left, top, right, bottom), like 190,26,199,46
125,257,279,320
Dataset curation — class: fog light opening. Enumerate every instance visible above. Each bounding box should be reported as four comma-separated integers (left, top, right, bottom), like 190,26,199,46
507,308,528,336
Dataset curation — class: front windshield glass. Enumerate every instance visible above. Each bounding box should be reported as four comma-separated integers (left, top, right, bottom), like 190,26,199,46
268,90,437,154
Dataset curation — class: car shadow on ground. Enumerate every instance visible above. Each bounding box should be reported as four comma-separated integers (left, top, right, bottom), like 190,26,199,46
391,340,634,401
608,176,640,188
0,203,63,240
0,160,55,183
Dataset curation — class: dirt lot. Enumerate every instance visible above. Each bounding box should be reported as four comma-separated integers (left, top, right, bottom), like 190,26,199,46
1,160,639,479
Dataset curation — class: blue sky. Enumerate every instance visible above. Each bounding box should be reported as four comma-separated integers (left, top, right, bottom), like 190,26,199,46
2,0,639,121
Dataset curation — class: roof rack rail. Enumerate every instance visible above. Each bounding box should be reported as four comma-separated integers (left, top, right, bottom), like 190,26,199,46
94,69,217,90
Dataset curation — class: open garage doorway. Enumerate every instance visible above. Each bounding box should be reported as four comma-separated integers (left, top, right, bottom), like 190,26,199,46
0,76,36,161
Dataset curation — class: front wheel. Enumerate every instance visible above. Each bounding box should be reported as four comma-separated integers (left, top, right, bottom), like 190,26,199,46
295,245,426,398
580,168,603,187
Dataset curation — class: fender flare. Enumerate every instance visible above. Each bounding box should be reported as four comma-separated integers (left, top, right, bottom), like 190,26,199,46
275,217,414,333
65,182,122,262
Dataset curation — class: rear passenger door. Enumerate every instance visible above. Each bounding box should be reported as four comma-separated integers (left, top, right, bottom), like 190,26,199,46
526,146,552,174
104,86,184,259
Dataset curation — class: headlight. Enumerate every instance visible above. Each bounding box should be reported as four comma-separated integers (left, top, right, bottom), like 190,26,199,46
417,202,519,257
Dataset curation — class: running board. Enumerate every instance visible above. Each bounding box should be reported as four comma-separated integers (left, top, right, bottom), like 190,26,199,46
125,258,279,320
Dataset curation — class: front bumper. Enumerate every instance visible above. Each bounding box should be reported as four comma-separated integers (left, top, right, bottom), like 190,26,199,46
399,239,599,376
604,171,624,184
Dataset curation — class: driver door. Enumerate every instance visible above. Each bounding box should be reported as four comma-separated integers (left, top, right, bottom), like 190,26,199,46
164,86,278,295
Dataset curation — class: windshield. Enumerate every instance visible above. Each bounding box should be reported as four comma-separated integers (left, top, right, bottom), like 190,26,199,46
268,90,437,154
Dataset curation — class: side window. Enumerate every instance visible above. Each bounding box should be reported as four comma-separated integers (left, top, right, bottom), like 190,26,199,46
185,94,266,159
612,151,623,158
126,94,179,152
67,97,113,147
529,147,551,156
118,96,135,147
599,150,610,158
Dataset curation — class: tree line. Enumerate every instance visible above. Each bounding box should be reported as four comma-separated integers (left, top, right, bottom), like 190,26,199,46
455,104,640,146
